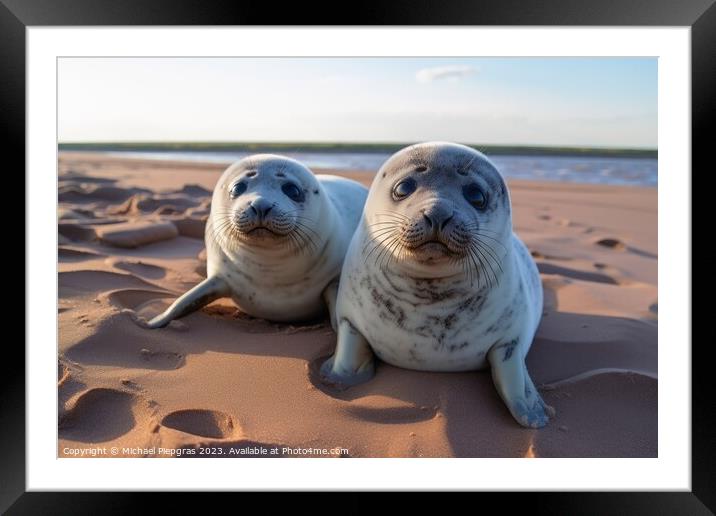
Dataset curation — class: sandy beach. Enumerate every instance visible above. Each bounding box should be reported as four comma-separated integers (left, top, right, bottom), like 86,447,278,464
58,151,657,458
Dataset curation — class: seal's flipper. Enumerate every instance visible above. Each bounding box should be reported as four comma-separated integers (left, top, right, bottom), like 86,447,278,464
322,280,339,332
320,319,375,388
488,341,549,428
145,276,229,329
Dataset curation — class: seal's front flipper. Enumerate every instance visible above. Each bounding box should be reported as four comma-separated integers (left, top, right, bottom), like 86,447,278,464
322,280,339,332
145,276,229,329
320,319,375,389
488,340,550,428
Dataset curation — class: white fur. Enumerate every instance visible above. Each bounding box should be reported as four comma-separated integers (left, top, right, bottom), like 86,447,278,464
206,156,367,321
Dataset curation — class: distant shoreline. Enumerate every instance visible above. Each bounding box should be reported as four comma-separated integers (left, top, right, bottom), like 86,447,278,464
58,142,658,160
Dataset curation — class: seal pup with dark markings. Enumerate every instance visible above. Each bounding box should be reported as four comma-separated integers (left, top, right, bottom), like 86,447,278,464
320,142,550,428
143,154,367,329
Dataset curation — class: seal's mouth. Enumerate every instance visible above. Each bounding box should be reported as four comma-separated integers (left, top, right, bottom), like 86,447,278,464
407,240,459,262
415,240,449,251
245,226,281,237
221,212,318,255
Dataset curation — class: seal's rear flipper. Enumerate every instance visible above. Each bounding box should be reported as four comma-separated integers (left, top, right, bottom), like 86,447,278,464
320,319,375,389
145,276,229,329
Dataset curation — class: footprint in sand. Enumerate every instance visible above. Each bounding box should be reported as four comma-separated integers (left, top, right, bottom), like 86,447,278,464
106,288,174,311
343,404,438,425
59,388,154,443
64,294,185,370
59,270,161,298
108,289,189,331
161,409,238,439
139,348,185,368
66,332,185,370
595,238,626,251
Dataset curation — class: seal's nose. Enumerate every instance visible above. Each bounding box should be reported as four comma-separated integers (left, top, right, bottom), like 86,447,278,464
249,198,273,220
422,206,454,232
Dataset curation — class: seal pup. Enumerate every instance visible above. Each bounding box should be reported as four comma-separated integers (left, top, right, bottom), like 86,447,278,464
320,142,550,428
144,154,367,329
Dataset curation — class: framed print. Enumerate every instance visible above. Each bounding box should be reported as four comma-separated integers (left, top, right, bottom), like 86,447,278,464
5,0,714,511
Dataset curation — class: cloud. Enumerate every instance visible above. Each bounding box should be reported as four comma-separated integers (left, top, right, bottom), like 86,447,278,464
416,65,478,83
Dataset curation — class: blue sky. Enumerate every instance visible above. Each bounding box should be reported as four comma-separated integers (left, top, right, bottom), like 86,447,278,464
58,57,657,148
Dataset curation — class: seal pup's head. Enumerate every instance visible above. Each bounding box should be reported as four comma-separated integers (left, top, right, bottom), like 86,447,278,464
210,154,323,255
363,142,511,284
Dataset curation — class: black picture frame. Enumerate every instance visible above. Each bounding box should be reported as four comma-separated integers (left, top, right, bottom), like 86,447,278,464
4,0,712,512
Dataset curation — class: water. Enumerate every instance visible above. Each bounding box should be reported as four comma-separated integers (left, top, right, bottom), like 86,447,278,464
105,150,657,187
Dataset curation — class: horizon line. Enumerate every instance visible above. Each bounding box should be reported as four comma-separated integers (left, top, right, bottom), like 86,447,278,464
58,141,658,153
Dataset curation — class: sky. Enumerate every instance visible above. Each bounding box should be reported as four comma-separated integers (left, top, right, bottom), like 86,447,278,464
58,57,657,149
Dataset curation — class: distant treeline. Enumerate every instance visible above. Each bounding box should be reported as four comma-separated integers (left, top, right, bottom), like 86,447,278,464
58,142,658,159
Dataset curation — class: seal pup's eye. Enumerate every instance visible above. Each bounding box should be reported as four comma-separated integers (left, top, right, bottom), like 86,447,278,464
463,183,487,209
230,182,247,198
282,182,305,202
392,178,417,200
